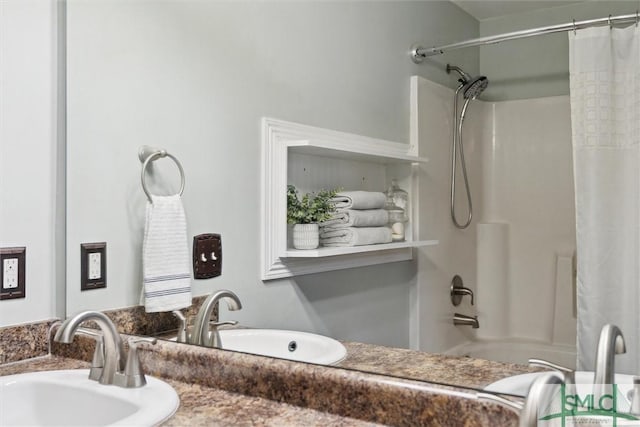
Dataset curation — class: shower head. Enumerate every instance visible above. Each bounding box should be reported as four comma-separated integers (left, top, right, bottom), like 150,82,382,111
462,76,489,100
447,63,489,100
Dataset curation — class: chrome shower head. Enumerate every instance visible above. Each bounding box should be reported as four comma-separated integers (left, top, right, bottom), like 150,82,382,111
463,76,489,100
447,63,489,100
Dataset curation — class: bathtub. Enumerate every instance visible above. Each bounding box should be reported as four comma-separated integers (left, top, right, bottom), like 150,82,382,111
444,339,577,369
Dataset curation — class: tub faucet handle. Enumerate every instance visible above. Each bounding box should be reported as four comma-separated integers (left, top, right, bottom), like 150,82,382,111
450,275,474,306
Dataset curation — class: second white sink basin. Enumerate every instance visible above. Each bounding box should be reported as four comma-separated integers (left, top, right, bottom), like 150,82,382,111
0,369,179,427
217,329,347,366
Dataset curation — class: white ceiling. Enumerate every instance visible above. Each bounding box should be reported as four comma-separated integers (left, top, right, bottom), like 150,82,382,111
451,0,587,20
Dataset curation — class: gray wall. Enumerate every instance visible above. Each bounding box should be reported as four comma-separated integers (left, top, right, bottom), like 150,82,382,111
0,0,62,327
66,1,478,347
480,1,640,101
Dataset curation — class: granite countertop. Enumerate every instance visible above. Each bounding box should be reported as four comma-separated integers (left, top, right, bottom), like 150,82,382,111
0,319,523,426
0,356,380,427
340,341,538,389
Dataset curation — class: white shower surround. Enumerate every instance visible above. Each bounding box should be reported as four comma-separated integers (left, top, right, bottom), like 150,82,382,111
412,77,577,358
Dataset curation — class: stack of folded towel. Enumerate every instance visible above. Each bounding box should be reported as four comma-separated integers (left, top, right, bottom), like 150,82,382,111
319,191,392,247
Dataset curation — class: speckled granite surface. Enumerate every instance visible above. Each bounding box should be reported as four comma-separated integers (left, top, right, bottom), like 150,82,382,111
340,341,537,390
100,295,211,336
4,316,525,426
0,356,379,427
125,338,520,425
0,319,57,364
56,302,535,391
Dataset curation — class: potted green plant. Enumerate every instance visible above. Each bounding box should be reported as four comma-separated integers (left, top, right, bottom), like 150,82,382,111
287,185,338,249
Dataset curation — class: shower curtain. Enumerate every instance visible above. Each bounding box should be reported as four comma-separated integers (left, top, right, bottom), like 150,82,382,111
569,25,640,374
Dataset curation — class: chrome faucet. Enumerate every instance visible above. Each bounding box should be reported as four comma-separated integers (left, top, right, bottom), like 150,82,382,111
453,312,479,328
190,290,242,347
54,310,156,388
593,324,626,402
55,311,125,386
478,372,564,427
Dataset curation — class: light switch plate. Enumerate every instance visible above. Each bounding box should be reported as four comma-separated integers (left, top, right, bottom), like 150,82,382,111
0,247,26,300
193,234,222,279
81,242,106,291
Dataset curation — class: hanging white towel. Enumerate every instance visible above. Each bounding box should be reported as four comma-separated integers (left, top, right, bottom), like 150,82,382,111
330,191,387,210
319,209,389,228
142,195,192,313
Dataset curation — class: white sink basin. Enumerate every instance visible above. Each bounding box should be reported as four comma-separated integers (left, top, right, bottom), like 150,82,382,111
486,371,636,400
217,329,347,366
0,369,179,426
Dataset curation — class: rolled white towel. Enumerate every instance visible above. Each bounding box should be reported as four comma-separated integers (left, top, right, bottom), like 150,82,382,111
319,209,389,228
330,191,387,210
320,227,392,247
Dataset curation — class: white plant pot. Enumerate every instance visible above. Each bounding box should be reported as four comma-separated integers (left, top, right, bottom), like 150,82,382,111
292,223,319,250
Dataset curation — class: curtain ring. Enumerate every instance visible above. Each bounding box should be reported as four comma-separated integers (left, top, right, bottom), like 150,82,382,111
608,14,612,29
573,19,577,35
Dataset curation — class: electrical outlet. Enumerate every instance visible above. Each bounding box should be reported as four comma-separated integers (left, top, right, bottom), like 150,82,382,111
81,242,106,291
193,234,222,279
0,247,26,300
3,258,18,289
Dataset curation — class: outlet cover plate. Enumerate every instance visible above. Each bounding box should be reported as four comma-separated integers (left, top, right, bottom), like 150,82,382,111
0,247,26,300
81,242,107,291
193,234,222,279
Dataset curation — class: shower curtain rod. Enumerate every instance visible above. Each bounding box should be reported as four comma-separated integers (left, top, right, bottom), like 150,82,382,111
411,12,639,62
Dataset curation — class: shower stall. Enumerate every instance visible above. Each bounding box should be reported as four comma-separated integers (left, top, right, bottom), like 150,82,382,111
411,76,576,368
411,10,640,371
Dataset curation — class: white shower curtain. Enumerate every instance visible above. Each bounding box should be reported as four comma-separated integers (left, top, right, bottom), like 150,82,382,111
569,25,640,374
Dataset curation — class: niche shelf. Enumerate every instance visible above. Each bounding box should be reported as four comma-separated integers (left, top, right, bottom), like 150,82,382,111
261,117,438,280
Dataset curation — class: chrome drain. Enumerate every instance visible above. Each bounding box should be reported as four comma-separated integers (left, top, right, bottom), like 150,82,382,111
288,341,297,352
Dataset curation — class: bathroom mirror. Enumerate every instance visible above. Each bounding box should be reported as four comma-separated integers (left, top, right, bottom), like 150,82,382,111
64,0,639,394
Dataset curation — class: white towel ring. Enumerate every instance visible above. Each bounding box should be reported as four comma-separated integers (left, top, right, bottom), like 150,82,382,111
139,146,185,202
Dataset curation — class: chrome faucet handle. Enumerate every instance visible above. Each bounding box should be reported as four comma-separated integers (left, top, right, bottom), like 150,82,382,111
210,320,238,328
528,358,572,373
172,310,188,343
76,327,105,382
117,337,157,388
450,275,474,306
207,320,238,348
477,392,523,412
528,358,576,396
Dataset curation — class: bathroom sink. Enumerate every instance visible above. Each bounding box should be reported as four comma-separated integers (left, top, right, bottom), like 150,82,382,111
0,369,179,426
217,329,347,365
485,371,636,399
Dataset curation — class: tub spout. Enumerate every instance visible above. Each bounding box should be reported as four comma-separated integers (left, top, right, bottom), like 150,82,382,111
453,313,479,328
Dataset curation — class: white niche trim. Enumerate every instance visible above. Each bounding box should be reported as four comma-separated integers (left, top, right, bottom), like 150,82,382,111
261,117,437,281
